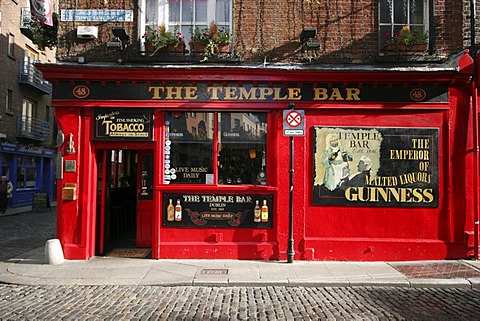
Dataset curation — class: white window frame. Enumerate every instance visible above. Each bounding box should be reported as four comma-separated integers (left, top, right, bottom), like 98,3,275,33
138,0,232,48
378,0,429,51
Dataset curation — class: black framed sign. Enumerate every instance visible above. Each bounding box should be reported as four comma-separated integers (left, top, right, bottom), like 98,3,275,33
163,193,273,228
313,127,439,207
93,109,153,140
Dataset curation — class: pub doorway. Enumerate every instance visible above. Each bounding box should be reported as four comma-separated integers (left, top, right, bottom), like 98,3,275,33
95,149,154,257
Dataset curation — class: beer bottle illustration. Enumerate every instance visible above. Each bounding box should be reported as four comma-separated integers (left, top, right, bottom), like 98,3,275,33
254,200,261,222
174,199,182,221
261,199,269,222
167,199,175,221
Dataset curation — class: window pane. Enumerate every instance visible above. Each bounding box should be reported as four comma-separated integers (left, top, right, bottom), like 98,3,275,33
195,0,208,22
17,168,25,188
218,113,267,185
181,0,193,22
166,112,214,184
216,0,230,23
26,168,37,188
169,0,181,22
393,0,407,24
145,0,158,26
379,0,391,23
410,0,425,25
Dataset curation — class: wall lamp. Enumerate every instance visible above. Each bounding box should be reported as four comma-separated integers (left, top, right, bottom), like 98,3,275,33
108,27,130,50
300,28,320,50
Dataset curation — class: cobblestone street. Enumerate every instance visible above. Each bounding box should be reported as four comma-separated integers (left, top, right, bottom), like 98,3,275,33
1,284,480,320
2,211,480,320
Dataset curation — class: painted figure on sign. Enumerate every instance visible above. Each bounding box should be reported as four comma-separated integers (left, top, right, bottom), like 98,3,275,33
321,134,353,191
347,155,373,187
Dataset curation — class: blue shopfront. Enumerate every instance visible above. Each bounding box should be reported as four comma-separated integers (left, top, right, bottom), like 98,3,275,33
0,142,55,208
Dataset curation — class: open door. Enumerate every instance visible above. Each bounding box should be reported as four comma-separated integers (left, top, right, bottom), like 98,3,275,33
136,150,154,247
96,149,139,255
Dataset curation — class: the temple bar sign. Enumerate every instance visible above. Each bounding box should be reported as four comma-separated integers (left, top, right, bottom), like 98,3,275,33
93,109,153,141
55,82,449,103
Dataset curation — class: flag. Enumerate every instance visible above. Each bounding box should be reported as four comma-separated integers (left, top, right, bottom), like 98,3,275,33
30,0,53,26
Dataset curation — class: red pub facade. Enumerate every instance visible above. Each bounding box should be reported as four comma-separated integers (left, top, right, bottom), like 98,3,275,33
39,50,479,261
36,0,480,261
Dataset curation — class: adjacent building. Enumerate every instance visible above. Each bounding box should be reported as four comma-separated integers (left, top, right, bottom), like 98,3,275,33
0,0,57,208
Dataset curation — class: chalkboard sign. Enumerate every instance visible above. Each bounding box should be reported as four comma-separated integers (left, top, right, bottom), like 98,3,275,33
32,192,51,212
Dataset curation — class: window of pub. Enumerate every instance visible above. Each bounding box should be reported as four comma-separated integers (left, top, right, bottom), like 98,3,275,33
165,112,267,185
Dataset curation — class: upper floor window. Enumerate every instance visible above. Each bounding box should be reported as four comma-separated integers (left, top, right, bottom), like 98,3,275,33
141,0,232,45
8,33,15,57
379,0,429,52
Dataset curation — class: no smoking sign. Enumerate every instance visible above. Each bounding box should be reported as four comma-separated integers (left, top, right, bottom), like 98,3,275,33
283,110,305,136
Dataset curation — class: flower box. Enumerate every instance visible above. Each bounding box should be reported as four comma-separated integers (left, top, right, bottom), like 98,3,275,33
383,43,428,56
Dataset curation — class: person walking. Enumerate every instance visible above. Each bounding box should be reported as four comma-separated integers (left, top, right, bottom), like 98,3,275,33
0,176,13,214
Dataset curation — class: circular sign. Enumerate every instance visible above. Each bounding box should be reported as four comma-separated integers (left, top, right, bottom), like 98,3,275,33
286,110,303,128
73,85,90,99
410,88,427,101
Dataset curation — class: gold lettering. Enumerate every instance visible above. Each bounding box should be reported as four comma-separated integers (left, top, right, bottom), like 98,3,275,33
329,88,344,100
238,87,256,100
345,88,361,100
288,88,302,100
165,86,183,99
224,87,238,100
148,86,163,99
207,87,222,100
345,187,435,203
258,87,274,100
313,88,328,100
184,86,198,99
273,88,288,100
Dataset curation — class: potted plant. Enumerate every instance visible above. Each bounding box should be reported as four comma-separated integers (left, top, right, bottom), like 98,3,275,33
190,23,231,57
190,26,210,55
383,25,429,55
215,27,231,54
143,25,184,55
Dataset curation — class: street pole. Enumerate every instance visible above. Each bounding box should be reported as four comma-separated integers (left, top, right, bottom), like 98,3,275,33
287,105,295,263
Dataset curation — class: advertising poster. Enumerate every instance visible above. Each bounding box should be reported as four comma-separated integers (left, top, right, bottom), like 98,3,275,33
313,127,438,207
163,193,273,228
93,109,153,140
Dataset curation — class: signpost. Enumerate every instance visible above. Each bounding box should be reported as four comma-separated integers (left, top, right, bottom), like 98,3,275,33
283,107,305,263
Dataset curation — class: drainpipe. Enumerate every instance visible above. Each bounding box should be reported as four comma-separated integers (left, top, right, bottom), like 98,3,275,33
470,0,479,259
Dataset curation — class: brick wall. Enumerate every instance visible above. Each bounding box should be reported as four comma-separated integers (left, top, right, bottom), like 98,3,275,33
0,0,56,147
55,0,469,64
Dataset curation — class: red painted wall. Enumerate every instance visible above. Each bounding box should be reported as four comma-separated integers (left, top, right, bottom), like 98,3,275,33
41,57,477,261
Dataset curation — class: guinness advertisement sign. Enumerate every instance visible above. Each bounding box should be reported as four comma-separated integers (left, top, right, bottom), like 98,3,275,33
313,127,439,207
93,109,153,140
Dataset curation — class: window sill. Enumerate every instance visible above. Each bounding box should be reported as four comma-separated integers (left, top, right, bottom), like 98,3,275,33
376,54,447,63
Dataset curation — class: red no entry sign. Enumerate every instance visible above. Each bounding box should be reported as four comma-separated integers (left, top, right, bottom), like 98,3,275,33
283,110,305,136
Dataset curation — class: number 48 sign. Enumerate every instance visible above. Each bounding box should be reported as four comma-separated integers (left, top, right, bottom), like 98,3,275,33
283,110,305,136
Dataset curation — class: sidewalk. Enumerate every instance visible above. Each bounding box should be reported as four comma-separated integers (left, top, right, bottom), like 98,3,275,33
0,202,57,218
1,244,480,287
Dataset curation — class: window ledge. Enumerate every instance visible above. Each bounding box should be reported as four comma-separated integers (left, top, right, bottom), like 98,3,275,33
376,54,447,63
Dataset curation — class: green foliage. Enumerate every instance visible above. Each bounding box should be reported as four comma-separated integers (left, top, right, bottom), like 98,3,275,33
190,22,231,57
143,25,184,54
384,25,428,48
30,12,58,51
